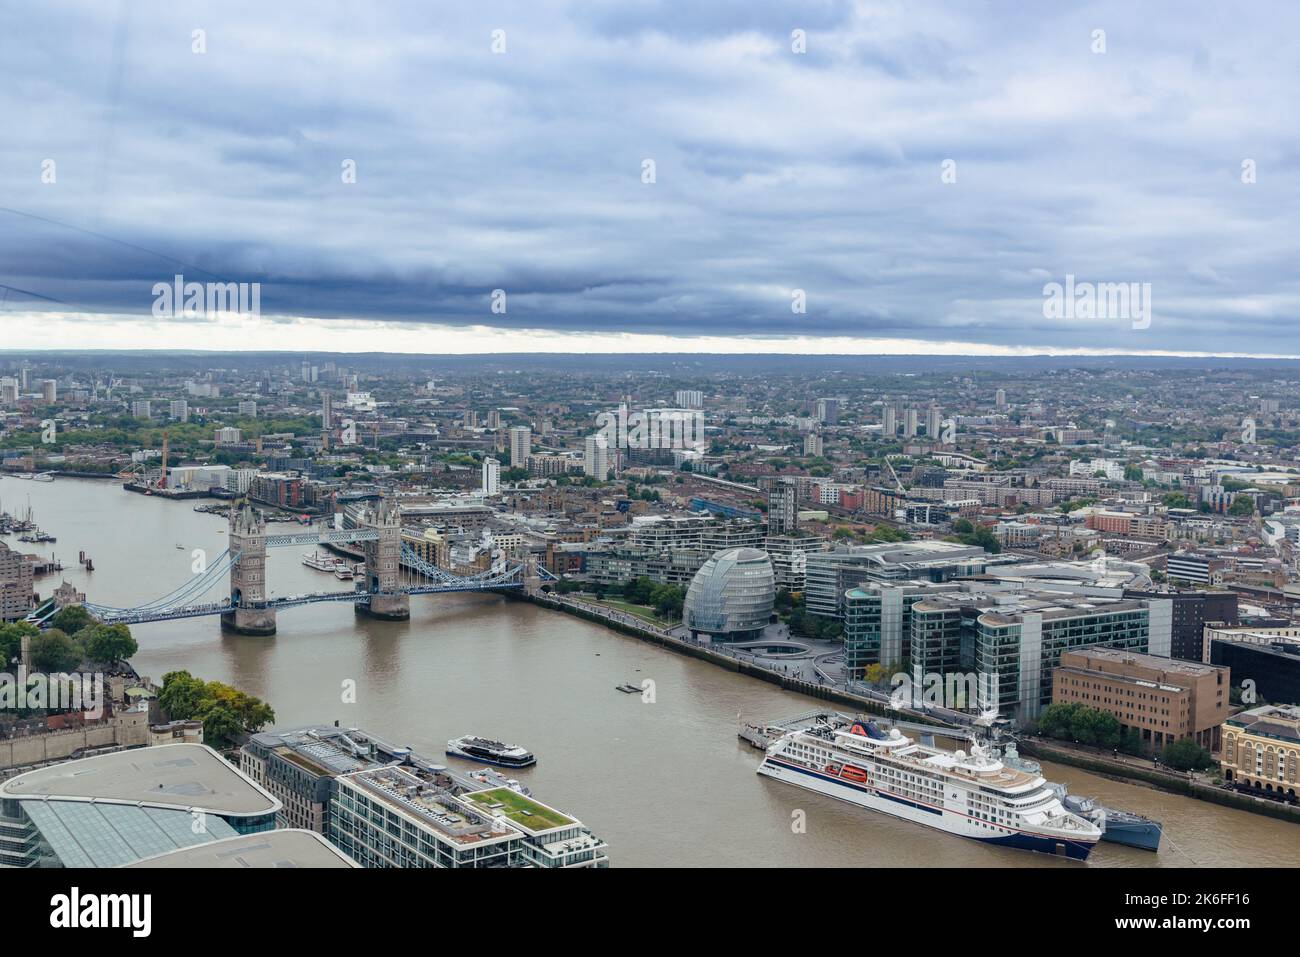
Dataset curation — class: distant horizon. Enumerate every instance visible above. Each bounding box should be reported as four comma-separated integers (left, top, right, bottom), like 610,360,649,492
6,345,1300,364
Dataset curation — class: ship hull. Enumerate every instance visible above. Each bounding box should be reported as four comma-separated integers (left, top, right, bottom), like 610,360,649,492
1100,820,1162,852
758,756,1097,861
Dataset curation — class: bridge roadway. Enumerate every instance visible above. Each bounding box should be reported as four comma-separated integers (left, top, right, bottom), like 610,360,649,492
60,523,529,626
89,573,525,625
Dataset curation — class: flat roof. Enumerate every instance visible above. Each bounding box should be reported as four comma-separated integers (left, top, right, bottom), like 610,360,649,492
1065,646,1224,676
464,787,575,834
127,830,358,868
0,744,280,817
343,767,517,845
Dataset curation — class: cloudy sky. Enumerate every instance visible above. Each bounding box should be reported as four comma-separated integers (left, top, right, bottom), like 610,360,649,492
1,0,1297,356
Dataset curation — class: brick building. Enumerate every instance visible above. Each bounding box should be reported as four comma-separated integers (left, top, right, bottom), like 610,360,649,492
1052,648,1229,752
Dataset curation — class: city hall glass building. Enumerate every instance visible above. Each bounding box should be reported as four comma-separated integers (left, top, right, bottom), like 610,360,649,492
683,546,775,641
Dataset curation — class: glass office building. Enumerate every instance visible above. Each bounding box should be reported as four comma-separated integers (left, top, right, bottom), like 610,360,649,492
844,581,1164,724
683,547,775,641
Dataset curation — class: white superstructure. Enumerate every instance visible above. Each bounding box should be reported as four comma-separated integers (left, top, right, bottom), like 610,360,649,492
757,719,1100,859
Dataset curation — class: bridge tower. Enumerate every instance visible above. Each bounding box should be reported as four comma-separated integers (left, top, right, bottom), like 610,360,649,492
523,553,543,596
221,504,276,635
356,496,409,621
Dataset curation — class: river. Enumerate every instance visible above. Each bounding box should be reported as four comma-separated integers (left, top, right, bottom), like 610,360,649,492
5,476,1298,867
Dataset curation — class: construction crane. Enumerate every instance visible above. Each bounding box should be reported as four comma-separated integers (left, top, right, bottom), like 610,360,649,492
156,430,169,489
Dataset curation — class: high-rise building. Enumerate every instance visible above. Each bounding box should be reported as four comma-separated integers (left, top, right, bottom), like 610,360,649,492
805,541,994,621
40,380,57,404
131,399,151,420
675,389,703,409
767,480,798,536
802,432,823,457
1123,589,1238,661
926,405,942,439
584,434,609,479
322,392,333,430
816,397,839,425
482,457,500,496
239,400,258,418
509,426,531,468
882,406,897,437
0,540,35,622
169,399,189,422
763,533,825,591
903,408,918,438
843,582,1168,721
995,388,1007,411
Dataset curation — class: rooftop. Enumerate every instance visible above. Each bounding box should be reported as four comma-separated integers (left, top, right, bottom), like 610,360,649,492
463,787,576,834
1063,647,1224,677
0,743,280,817
343,767,517,845
127,829,358,868
1227,704,1300,741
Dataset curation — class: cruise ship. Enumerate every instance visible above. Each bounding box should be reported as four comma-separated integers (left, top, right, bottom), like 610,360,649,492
757,718,1101,859
447,735,536,768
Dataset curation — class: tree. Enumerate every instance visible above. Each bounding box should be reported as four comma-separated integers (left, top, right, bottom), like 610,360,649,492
158,670,275,749
200,704,246,750
1228,495,1255,517
28,630,83,673
0,621,39,667
1162,738,1214,771
49,605,94,635
158,670,208,720
83,623,138,664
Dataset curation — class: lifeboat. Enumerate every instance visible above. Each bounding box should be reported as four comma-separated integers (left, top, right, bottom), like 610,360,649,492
840,765,868,783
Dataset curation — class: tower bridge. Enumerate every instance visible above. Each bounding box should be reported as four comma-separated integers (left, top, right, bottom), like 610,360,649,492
60,500,537,634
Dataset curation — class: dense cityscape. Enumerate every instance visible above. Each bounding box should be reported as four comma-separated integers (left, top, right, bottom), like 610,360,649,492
0,352,1298,877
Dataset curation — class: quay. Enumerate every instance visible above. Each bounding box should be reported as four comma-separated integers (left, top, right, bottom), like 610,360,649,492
527,590,961,729
1018,737,1300,826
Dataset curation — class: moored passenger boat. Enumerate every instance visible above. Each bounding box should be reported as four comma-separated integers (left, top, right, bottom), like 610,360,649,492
757,718,1101,859
447,735,536,768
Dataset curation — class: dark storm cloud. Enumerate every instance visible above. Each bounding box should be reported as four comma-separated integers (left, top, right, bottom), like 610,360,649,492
1,0,1298,354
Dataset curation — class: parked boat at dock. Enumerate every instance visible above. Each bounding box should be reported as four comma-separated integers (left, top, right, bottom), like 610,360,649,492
1046,782,1163,852
757,715,1101,859
446,735,536,768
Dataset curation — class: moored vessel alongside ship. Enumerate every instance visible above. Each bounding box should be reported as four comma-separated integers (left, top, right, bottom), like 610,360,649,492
1046,783,1163,852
